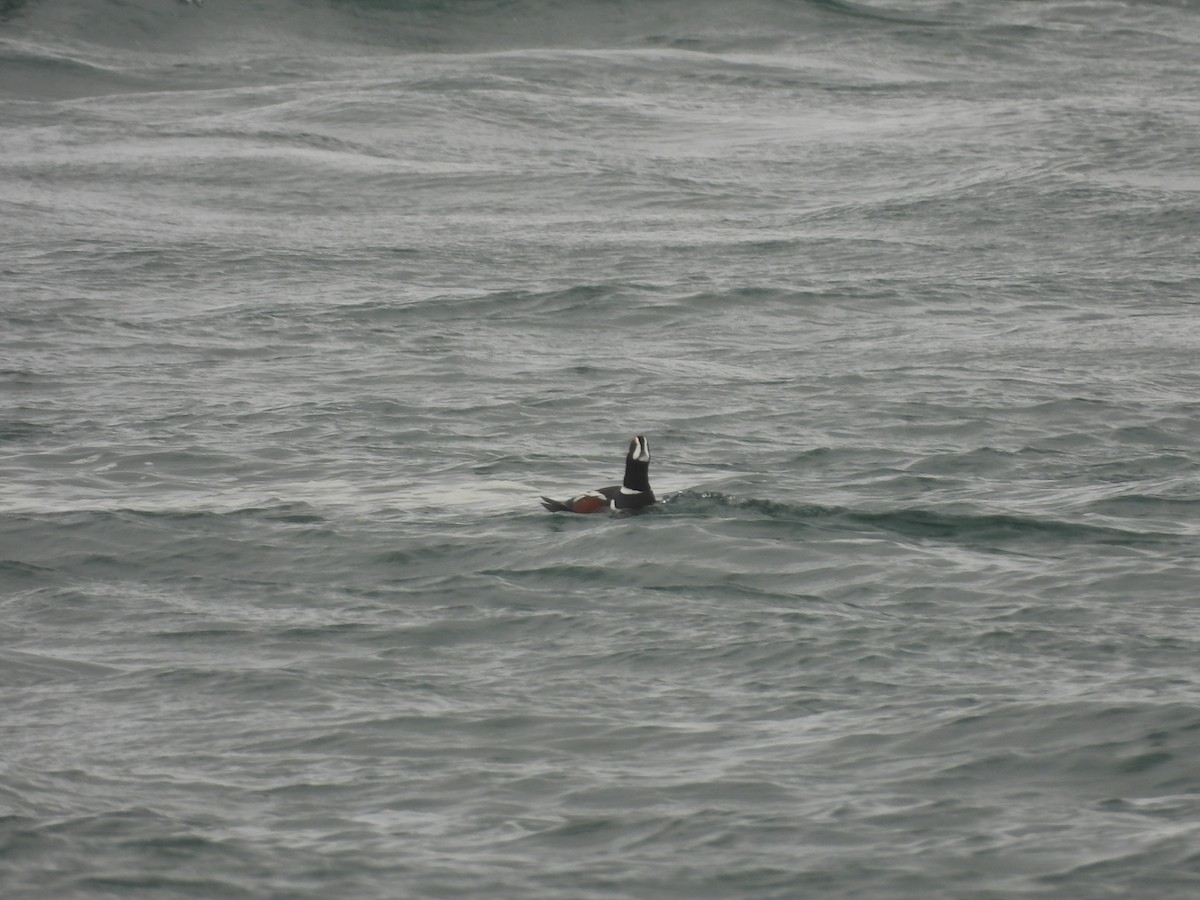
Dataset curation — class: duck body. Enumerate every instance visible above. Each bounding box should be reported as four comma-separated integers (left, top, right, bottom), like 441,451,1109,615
540,435,655,514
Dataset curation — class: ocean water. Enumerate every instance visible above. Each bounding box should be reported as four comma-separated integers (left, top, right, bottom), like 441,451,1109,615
3,0,1200,896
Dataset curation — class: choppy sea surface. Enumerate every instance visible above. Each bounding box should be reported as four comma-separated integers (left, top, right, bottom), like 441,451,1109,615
3,0,1200,897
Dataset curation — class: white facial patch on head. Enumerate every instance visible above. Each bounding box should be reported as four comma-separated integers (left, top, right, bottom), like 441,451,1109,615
631,436,650,463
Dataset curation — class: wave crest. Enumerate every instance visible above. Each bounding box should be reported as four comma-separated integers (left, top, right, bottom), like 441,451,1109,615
661,490,1174,547
5,0,924,56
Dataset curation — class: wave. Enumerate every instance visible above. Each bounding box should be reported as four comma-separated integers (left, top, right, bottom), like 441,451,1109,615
660,490,1181,548
0,0,860,100
3,0,942,58
6,0,1189,69
6,0,1188,104
0,37,149,99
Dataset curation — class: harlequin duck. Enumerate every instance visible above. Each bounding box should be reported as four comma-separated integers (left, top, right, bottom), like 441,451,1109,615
540,435,656,514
